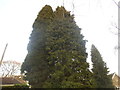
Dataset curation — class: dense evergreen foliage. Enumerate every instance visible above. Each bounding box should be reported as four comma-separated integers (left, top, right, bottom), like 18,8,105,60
21,5,54,87
21,5,95,88
91,45,114,88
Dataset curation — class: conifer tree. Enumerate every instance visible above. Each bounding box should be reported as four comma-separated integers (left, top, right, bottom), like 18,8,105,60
21,5,95,88
21,5,54,87
91,45,114,88
43,6,95,88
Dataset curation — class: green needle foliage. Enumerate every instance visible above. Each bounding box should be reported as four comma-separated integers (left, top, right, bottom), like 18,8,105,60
91,45,114,88
21,5,54,87
21,5,95,88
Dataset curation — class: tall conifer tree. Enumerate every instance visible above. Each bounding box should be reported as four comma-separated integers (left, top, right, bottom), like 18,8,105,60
91,45,114,88
21,5,95,88
43,6,95,88
21,5,54,87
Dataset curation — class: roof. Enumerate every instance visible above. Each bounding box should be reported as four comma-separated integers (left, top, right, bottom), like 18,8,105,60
0,76,27,85
112,73,120,88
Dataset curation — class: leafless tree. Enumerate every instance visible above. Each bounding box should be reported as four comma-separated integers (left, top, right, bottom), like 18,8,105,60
110,0,120,50
0,60,21,77
110,0,119,32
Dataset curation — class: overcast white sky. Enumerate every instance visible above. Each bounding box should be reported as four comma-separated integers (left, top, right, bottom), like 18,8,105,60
0,0,118,74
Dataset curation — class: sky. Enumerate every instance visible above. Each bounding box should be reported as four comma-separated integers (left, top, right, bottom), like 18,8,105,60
0,0,118,75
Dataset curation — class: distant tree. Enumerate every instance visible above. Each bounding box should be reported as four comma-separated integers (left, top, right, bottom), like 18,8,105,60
91,45,114,88
21,5,95,88
0,60,21,77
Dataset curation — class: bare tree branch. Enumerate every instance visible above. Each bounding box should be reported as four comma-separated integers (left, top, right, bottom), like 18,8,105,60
0,60,21,77
112,0,120,8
